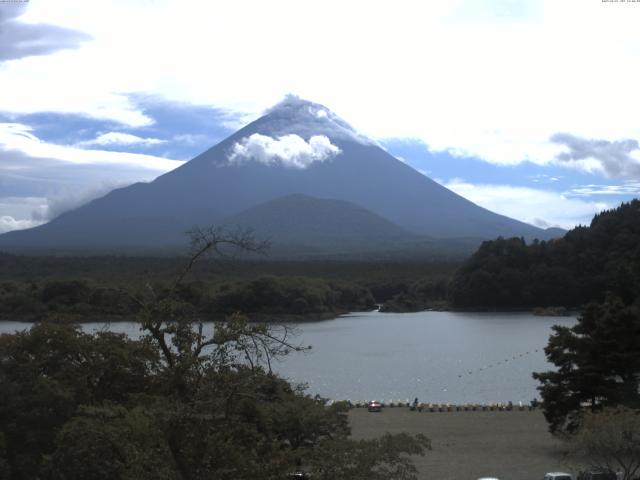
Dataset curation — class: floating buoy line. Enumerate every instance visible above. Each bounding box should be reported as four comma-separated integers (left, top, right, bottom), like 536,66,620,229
456,348,542,379
339,400,538,412
317,347,546,411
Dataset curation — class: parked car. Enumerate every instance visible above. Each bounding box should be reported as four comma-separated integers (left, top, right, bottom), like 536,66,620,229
367,400,382,412
577,470,616,480
545,473,573,480
287,472,309,479
477,477,500,480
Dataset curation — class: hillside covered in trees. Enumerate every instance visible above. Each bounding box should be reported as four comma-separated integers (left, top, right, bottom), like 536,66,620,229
0,253,458,321
450,200,640,309
0,275,375,323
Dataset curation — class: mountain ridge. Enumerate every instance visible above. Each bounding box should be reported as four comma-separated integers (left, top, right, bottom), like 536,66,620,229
0,97,564,255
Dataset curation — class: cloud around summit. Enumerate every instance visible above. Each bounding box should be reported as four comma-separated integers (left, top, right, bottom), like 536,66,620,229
227,133,341,169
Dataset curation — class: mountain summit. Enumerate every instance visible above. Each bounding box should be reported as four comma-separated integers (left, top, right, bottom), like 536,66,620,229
0,96,561,255
257,95,371,144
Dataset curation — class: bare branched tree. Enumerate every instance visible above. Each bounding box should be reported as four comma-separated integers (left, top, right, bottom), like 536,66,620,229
173,226,269,290
570,407,640,480
129,226,307,397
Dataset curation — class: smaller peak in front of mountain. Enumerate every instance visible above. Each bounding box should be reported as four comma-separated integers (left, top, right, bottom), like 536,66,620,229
220,193,415,252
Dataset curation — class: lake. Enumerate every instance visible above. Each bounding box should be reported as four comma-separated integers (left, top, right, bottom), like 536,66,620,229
0,310,576,405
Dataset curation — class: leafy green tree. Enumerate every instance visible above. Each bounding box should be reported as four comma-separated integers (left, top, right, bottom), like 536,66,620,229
533,298,640,434
0,323,159,478
47,405,179,480
41,280,91,306
0,432,9,479
308,433,430,480
209,275,375,318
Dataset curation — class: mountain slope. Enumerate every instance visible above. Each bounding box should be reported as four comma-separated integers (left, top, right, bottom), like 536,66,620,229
220,193,417,253
0,96,561,254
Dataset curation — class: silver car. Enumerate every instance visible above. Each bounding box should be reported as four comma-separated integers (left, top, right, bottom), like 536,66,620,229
545,473,573,480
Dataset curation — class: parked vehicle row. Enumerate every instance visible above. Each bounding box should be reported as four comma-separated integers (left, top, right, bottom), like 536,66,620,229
293,468,619,480
476,470,619,480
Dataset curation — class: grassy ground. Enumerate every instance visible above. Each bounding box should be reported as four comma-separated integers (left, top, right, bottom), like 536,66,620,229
349,408,574,480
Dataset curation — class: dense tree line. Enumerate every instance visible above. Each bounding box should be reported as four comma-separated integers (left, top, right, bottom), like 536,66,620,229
379,278,449,312
450,200,640,309
0,276,375,322
0,252,459,291
208,276,375,317
0,252,459,320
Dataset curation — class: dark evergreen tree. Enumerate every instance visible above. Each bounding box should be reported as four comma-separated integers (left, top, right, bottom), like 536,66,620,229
533,297,640,434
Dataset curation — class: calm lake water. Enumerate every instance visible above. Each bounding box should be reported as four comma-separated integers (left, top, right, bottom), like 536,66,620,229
1,310,575,405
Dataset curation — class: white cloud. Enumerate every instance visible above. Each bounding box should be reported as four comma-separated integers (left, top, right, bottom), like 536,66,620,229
551,133,640,179
78,132,166,147
227,133,341,169
0,3,90,62
0,196,47,222
30,183,127,222
0,184,128,234
0,216,43,234
529,174,563,183
531,217,553,229
1,0,638,169
0,123,183,172
0,124,183,232
566,182,640,197
443,179,610,229
0,195,47,233
172,133,209,146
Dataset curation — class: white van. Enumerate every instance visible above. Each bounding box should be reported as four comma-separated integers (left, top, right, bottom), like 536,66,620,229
545,473,573,480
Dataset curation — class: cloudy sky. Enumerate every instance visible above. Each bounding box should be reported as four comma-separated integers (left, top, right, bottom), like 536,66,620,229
1,0,640,234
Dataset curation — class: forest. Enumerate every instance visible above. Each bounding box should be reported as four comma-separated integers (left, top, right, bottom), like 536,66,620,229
449,200,640,309
2,201,640,320
0,253,457,321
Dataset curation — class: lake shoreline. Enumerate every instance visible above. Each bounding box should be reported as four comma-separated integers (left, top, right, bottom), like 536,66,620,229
0,310,350,324
0,306,578,324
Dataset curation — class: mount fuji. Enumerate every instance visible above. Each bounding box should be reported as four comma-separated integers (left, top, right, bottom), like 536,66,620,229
0,96,562,256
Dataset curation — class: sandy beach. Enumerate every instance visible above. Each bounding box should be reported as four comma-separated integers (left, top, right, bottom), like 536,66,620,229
349,407,574,480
